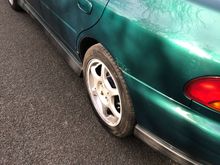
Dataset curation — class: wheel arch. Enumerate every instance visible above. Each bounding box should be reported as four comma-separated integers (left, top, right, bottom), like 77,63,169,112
78,37,99,62
78,37,121,69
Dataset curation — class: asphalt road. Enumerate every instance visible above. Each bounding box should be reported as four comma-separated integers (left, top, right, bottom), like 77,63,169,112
0,1,177,164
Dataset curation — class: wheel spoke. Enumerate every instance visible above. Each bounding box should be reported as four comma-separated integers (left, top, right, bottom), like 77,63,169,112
106,115,117,124
100,64,107,81
100,101,109,116
90,65,101,87
107,98,120,119
108,85,119,97
99,64,119,97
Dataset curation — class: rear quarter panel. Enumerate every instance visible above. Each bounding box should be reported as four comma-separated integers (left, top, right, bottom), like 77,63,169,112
78,0,220,106
77,1,220,162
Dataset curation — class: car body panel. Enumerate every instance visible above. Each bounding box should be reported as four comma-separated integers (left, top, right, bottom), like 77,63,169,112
76,0,220,163
26,0,41,14
18,0,220,163
124,72,220,164
25,0,220,106
40,0,108,54
78,0,220,116
25,0,109,58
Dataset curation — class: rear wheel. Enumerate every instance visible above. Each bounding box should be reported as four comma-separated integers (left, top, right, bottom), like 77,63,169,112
83,44,135,137
8,0,22,11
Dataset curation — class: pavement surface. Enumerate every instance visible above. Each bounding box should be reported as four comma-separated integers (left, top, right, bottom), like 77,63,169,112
0,1,177,165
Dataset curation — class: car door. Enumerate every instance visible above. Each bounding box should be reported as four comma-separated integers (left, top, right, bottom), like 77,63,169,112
39,0,109,53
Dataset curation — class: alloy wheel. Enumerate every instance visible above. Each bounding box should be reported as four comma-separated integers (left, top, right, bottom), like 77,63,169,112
86,59,122,127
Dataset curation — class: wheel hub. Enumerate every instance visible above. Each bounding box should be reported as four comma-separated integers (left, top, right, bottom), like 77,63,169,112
97,82,111,105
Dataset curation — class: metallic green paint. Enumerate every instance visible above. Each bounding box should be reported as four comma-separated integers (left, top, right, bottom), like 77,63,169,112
26,0,41,14
21,0,220,163
27,0,109,58
78,0,93,14
124,72,220,164
77,0,220,163
79,0,220,107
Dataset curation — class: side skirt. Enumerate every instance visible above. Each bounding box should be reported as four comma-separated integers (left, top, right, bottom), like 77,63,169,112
134,125,202,165
18,0,83,76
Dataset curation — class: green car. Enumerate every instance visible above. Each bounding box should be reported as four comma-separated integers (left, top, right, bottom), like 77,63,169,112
9,0,220,164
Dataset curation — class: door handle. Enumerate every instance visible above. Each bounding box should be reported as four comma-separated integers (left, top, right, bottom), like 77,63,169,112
78,0,93,14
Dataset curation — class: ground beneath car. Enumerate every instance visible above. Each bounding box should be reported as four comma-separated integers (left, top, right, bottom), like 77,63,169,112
0,1,177,164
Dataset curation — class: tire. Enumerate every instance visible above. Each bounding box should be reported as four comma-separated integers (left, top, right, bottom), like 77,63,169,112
83,43,135,137
8,0,22,11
